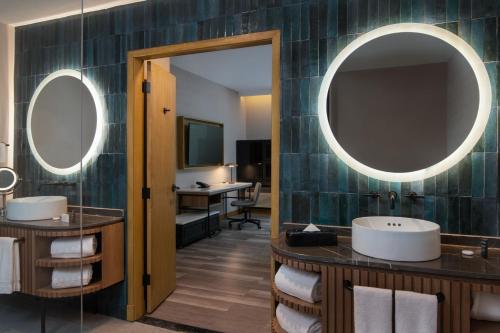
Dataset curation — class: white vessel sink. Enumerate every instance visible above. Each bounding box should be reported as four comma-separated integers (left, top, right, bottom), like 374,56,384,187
6,196,67,221
352,216,441,262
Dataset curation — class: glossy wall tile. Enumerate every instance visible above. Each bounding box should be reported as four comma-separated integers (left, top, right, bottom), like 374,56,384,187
14,0,500,253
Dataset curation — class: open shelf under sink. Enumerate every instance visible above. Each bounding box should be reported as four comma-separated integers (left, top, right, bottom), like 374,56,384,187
36,253,103,268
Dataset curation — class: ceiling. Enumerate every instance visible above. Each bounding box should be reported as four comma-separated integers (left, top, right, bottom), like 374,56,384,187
0,0,144,26
171,45,273,96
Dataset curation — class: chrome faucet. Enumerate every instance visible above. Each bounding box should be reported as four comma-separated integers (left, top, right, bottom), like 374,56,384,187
388,191,398,210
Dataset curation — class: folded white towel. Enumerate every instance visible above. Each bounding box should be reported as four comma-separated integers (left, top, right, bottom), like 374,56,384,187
0,237,20,294
275,265,321,303
354,286,392,333
395,290,437,333
51,265,93,289
276,303,321,333
50,236,97,259
471,291,500,322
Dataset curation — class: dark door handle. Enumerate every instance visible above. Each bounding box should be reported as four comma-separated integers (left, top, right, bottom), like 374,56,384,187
172,184,179,192
163,108,171,114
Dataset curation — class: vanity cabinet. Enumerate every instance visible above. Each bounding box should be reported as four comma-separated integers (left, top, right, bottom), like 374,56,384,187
324,265,500,333
271,235,500,333
0,217,124,298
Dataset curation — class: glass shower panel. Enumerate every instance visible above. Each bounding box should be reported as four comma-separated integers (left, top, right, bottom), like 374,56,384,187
0,1,86,332
80,0,128,328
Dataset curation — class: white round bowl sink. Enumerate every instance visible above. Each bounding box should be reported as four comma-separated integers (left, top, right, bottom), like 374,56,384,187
352,216,441,262
6,196,67,221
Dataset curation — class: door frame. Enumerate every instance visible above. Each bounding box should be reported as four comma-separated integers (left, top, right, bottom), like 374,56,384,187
126,30,281,321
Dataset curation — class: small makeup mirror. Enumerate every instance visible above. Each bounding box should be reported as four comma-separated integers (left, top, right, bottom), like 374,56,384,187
0,167,19,218
0,167,18,193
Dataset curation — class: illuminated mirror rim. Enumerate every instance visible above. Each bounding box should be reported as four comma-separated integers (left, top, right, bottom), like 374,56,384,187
0,167,19,193
318,23,492,182
27,69,104,175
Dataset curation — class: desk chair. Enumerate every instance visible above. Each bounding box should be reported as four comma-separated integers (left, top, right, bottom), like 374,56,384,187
228,182,262,230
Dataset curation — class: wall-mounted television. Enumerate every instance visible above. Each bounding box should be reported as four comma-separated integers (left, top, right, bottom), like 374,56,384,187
177,117,224,169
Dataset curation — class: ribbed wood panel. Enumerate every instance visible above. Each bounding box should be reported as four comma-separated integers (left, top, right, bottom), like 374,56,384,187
0,227,33,294
34,227,102,237
272,254,322,273
320,265,328,333
327,266,500,333
272,251,500,333
0,222,123,299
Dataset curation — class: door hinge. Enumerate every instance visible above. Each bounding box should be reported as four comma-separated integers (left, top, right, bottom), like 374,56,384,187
142,80,151,93
142,187,151,199
143,274,151,286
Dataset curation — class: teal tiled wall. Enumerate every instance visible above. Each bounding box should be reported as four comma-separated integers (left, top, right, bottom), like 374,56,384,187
277,0,499,237
14,0,500,235
13,0,500,317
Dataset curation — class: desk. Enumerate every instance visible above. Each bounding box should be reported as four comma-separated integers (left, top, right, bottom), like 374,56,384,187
177,182,253,236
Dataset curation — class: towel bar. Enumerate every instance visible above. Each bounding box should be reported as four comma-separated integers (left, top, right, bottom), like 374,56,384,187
343,279,445,303
14,237,24,243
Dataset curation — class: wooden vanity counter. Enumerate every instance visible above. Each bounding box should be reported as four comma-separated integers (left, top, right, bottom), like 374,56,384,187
271,229,500,333
0,209,124,299
0,214,123,231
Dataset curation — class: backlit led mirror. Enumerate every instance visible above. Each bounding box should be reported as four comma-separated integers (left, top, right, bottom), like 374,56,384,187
318,24,492,182
27,69,104,175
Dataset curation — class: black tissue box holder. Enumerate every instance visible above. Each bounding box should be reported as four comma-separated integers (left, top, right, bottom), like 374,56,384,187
285,229,338,247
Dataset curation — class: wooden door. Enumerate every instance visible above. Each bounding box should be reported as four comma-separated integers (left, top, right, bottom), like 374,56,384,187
146,61,177,313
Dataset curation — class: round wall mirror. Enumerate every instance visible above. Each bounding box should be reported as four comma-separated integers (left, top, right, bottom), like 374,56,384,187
27,69,104,175
0,167,19,193
318,23,492,182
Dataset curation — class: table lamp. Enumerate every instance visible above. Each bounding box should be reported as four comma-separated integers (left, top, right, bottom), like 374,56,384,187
225,163,238,184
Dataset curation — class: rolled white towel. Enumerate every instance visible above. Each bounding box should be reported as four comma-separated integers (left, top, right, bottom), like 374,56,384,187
50,236,97,259
275,265,321,303
276,303,321,333
51,265,93,289
471,292,500,322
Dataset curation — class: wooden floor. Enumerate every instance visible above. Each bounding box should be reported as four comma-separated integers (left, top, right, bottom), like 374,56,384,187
147,213,271,333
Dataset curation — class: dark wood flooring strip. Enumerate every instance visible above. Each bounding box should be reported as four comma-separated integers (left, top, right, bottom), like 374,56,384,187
138,316,222,333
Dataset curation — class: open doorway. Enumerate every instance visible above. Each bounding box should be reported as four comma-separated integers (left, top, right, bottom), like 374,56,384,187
126,31,281,330
140,45,273,332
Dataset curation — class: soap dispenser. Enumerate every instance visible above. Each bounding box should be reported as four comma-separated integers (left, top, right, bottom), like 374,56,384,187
481,239,488,259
